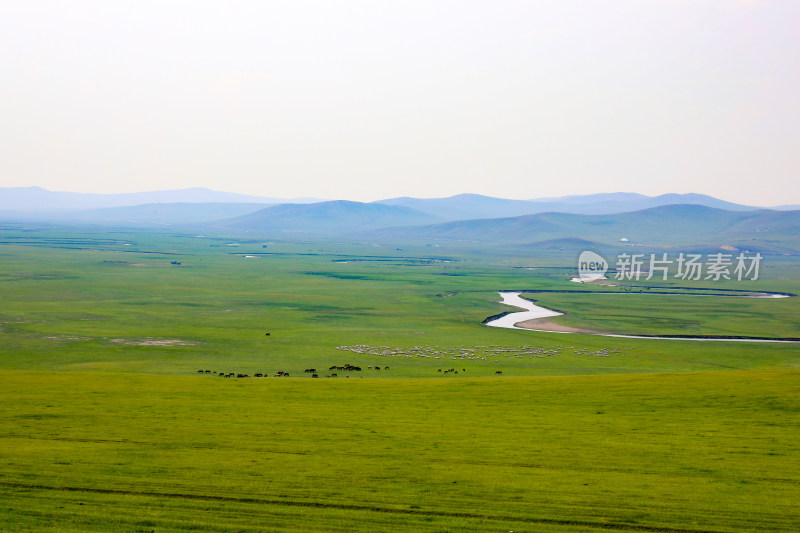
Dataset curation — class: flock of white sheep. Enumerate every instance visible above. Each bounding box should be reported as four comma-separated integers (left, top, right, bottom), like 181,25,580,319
336,344,629,360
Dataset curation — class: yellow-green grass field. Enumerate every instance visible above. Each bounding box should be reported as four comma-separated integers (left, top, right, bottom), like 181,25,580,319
2,371,799,532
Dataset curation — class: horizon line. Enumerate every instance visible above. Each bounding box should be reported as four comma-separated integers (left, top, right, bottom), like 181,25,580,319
2,184,796,208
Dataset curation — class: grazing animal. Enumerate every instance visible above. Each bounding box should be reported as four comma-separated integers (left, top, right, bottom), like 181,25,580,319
265,332,270,336
438,369,442,372
204,370,211,374
495,371,502,375
237,373,249,378
218,373,224,377
385,366,389,370
197,370,204,373
331,373,337,377
312,374,319,378
254,373,263,377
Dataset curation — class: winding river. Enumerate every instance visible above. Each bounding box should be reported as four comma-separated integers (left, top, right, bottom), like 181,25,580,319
485,291,799,343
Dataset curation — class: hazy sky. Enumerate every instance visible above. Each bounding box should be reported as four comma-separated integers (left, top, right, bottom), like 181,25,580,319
1,1,798,205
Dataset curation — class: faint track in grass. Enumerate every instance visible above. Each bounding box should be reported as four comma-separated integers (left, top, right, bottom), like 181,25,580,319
0,480,728,533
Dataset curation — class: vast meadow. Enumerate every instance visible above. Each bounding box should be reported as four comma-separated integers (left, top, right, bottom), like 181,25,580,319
1,223,799,531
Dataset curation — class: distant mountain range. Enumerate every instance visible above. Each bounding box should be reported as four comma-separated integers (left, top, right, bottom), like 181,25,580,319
0,187,786,218
375,192,759,220
0,186,320,212
1,187,798,252
207,197,800,254
372,204,800,253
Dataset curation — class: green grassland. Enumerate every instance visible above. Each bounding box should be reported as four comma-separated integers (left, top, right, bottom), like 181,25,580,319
2,371,799,532
1,224,799,531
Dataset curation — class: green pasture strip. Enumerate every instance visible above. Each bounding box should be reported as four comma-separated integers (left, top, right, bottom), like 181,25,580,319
1,233,799,377
1,370,799,532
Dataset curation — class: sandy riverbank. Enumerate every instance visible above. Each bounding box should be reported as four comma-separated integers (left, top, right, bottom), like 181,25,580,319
514,317,601,334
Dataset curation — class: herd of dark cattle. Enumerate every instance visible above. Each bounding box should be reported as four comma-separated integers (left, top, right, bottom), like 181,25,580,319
196,365,505,377
196,364,391,379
